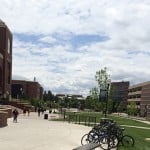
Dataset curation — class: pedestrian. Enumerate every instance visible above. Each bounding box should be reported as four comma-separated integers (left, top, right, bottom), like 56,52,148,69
23,107,26,116
38,107,41,116
12,109,19,123
41,107,44,114
27,108,30,116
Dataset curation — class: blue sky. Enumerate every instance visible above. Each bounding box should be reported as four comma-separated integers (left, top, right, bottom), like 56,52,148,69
1,0,150,96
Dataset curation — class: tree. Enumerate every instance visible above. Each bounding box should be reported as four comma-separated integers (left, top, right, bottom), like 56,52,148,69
85,96,93,109
127,101,137,116
43,90,54,102
117,101,125,112
95,67,111,114
109,86,120,112
86,67,112,112
107,99,113,113
95,67,110,92
90,87,99,100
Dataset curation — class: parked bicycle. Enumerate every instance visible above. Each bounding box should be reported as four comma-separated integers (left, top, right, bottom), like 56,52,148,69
81,118,134,150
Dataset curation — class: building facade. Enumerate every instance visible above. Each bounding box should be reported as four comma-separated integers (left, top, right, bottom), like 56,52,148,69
110,81,129,112
128,81,150,117
11,80,43,100
0,20,12,98
56,94,84,100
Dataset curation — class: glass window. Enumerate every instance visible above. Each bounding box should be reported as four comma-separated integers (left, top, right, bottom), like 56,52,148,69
8,38,10,53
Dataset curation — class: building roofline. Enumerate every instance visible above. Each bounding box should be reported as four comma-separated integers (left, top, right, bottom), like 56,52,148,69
12,79,42,87
0,19,12,34
129,81,150,89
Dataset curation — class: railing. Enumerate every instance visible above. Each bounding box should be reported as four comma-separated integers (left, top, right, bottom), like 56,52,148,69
68,113,96,126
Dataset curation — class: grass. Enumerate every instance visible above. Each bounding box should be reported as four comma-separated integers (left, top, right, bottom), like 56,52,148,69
55,111,150,150
118,127,150,150
77,112,150,149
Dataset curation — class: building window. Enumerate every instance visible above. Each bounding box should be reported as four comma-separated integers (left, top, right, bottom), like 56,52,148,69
8,38,10,54
0,67,2,94
7,62,11,84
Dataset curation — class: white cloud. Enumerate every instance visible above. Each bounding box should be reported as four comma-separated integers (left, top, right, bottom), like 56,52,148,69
0,0,150,96
39,36,57,44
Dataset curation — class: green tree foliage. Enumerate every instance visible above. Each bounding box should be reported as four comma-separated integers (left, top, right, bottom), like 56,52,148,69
30,98,42,107
95,67,110,91
85,96,93,109
107,99,113,113
90,87,98,100
117,101,126,112
109,86,120,112
89,87,102,111
127,101,138,116
85,67,111,112
43,90,54,101
85,95,101,111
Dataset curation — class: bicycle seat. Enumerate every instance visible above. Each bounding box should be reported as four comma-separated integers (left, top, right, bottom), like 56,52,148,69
120,128,125,131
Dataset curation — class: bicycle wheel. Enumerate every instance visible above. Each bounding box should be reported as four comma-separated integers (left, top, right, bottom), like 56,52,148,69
81,134,90,145
88,130,100,143
121,135,134,147
99,134,118,150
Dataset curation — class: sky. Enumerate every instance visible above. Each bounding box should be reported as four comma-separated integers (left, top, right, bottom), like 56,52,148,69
1,0,150,97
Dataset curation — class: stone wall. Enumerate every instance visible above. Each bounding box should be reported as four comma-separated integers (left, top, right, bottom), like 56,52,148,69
0,111,8,127
0,107,12,118
8,101,34,112
0,106,12,127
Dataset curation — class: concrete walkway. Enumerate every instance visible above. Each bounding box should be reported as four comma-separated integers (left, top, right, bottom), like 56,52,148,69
0,112,92,150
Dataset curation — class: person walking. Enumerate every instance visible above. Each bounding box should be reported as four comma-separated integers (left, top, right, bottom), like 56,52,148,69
38,107,41,117
27,108,30,116
23,107,26,116
12,109,19,123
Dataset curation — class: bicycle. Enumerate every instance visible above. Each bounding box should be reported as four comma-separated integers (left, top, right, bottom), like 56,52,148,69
99,123,134,150
81,118,115,146
81,118,134,150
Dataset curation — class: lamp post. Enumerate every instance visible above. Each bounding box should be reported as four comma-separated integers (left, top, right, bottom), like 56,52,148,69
20,88,23,103
105,79,111,118
99,79,111,118
78,101,81,111
53,100,56,113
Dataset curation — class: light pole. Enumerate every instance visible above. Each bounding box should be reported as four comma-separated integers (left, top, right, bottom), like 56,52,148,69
20,88,23,103
53,100,56,113
99,79,111,118
105,79,111,118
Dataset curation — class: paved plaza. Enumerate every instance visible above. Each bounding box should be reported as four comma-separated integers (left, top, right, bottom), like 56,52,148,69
0,112,91,150
1,111,149,150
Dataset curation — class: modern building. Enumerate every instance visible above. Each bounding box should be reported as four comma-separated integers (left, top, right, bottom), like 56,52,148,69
56,94,84,100
56,94,66,100
66,94,84,100
11,80,43,100
0,20,12,99
110,81,129,112
56,93,84,109
128,81,150,116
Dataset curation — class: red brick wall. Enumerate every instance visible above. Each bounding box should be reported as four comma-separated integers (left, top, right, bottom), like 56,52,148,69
12,80,43,100
141,84,150,115
0,107,12,118
0,111,8,127
0,21,12,97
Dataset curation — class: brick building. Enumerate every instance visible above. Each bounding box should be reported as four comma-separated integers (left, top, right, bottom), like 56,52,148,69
0,20,12,98
128,81,150,117
11,80,43,100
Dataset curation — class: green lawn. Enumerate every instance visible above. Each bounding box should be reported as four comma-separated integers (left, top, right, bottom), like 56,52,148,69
118,127,150,150
64,111,150,150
